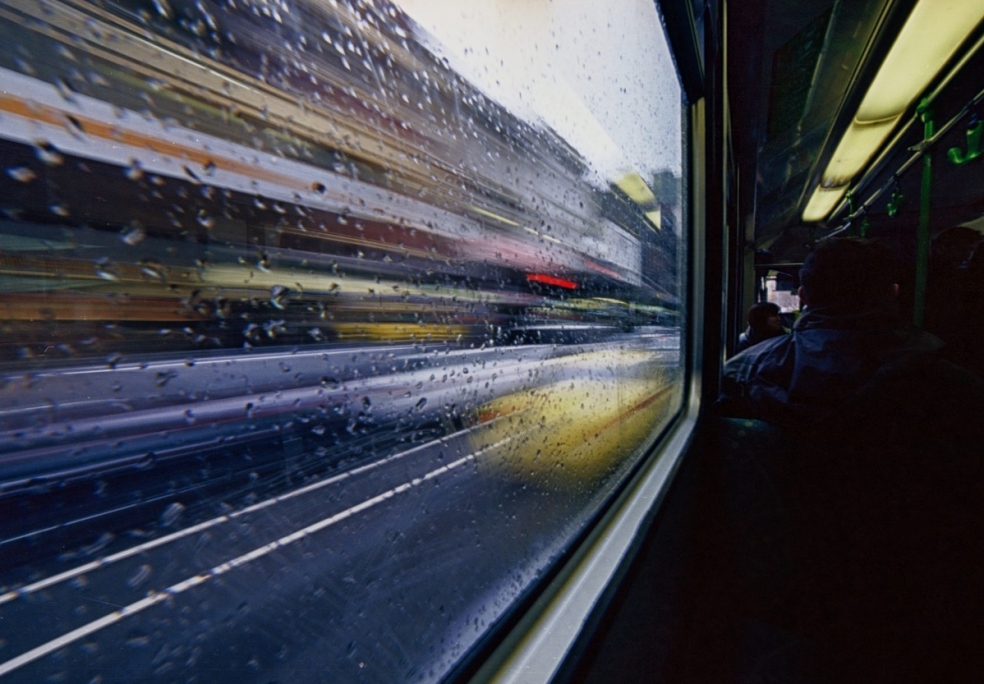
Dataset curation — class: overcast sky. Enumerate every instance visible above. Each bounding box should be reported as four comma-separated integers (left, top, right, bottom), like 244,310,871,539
394,0,682,184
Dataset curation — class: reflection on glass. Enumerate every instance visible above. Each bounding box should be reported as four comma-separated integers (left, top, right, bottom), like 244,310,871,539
0,0,684,681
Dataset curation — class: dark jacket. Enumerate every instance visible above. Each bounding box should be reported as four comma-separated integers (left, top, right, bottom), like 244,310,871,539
720,302,950,427
718,302,984,681
735,324,788,353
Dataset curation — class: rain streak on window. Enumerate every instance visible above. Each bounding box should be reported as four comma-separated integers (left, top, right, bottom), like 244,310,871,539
0,0,684,681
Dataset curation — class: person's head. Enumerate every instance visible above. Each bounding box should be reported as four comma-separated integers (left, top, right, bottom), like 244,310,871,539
798,238,899,309
932,226,980,269
747,301,782,332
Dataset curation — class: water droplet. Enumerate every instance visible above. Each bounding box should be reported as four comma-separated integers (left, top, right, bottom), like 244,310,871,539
80,532,114,556
126,160,144,180
94,264,119,281
6,166,36,182
14,57,35,76
127,564,152,588
57,45,77,62
139,259,165,280
125,633,151,648
50,203,70,217
152,0,173,19
183,166,201,184
64,115,85,137
35,141,64,166
270,285,288,309
120,223,146,245
54,78,77,103
196,211,215,229
154,370,177,387
264,319,286,338
415,397,428,411
160,502,185,526
87,70,109,87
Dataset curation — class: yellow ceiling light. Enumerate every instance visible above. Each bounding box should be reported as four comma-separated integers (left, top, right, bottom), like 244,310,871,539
645,208,662,230
803,186,848,223
803,0,984,223
858,1,984,124
821,117,900,188
615,172,656,205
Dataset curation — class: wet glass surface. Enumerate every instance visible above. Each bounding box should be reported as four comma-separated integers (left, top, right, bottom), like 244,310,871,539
0,0,684,681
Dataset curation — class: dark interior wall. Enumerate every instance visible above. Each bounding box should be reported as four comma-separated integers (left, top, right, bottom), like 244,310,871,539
555,420,726,684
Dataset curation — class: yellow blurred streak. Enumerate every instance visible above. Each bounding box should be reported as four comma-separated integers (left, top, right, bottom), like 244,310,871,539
802,185,848,223
1,0,452,196
468,205,522,227
200,265,504,304
331,322,469,342
615,172,656,205
645,208,662,230
0,294,200,322
820,118,899,189
469,351,675,488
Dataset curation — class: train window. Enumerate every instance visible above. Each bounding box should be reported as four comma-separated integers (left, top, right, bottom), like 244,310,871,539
762,274,799,314
0,0,686,681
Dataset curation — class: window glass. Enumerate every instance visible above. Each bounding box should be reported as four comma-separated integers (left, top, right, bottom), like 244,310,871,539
0,0,685,681
764,273,801,313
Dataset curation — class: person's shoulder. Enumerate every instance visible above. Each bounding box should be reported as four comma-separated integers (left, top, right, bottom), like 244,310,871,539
818,350,984,445
723,331,791,380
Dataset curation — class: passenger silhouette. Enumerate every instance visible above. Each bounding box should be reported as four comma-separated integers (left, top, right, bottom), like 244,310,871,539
718,238,984,683
925,226,981,372
735,301,787,353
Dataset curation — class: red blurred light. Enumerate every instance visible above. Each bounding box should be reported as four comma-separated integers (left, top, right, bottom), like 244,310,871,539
527,273,577,289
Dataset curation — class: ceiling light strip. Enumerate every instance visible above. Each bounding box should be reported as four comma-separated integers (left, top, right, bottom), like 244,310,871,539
803,0,984,223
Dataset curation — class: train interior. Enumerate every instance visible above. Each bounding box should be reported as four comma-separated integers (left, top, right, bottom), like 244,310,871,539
1,0,983,682
575,0,984,682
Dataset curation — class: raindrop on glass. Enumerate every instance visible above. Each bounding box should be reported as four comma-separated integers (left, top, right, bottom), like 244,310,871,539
35,142,64,166
152,0,173,19
197,211,216,229
126,160,144,180
160,502,185,527
140,259,165,280
120,223,147,245
6,166,36,182
126,564,152,588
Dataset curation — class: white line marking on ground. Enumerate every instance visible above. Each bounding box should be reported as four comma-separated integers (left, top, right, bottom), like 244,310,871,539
0,438,513,678
0,435,447,606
